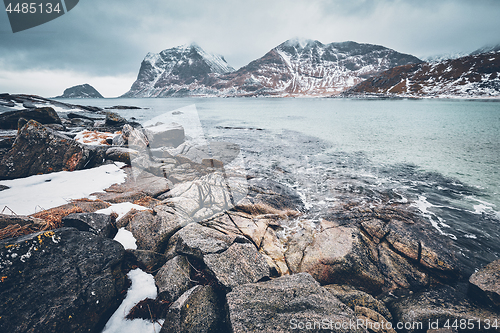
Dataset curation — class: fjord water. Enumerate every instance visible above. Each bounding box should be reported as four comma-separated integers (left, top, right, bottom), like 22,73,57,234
64,97,500,271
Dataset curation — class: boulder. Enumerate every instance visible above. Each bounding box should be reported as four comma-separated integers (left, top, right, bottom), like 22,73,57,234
122,124,149,150
0,107,61,129
145,122,185,148
204,242,270,291
0,120,99,179
469,260,500,309
226,273,367,333
280,204,459,293
127,249,168,272
105,111,128,127
388,285,500,333
289,220,386,294
165,222,247,260
245,177,305,211
0,228,127,333
70,117,94,128
126,205,182,252
160,285,228,333
105,147,140,164
324,284,393,321
61,212,117,238
155,255,193,302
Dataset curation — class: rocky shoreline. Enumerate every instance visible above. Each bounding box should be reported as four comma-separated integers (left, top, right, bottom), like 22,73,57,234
0,94,499,332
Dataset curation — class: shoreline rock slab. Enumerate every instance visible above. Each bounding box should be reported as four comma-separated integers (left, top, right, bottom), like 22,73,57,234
0,107,61,129
0,228,127,333
226,273,367,333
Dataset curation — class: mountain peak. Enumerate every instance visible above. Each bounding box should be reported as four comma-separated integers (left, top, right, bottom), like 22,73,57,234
282,38,319,49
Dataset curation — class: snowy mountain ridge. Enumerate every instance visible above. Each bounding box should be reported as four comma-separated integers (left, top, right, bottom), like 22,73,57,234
122,40,500,98
344,49,500,98
122,40,422,97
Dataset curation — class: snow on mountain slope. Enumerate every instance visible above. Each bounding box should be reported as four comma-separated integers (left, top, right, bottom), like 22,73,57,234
122,40,421,97
344,49,500,98
122,44,235,97
213,39,422,97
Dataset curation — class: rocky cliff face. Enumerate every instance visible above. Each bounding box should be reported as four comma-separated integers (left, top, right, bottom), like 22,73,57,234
122,40,422,97
55,84,104,98
122,44,235,97
344,49,500,98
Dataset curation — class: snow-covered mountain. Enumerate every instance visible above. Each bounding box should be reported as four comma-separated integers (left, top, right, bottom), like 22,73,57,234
123,40,421,97
344,49,500,98
122,44,235,97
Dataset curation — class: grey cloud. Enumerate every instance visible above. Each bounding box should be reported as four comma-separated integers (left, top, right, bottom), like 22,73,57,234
0,0,499,77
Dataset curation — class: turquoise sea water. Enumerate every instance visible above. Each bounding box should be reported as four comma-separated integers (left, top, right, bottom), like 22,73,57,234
58,98,500,270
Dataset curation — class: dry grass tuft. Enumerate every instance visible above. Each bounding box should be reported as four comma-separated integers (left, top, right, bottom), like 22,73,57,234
0,223,40,240
133,196,159,207
32,206,84,230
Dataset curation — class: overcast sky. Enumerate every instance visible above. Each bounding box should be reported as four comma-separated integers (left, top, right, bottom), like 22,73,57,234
1,0,499,97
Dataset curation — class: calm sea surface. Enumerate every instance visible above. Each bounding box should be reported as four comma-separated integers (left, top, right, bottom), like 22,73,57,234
56,98,500,270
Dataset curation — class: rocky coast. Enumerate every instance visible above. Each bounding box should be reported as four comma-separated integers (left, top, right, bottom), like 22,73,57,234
0,94,499,333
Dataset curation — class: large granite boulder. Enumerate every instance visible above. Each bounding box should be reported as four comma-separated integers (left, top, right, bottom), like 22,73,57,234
226,273,367,333
0,107,61,129
124,205,182,253
160,285,228,333
0,120,100,179
203,242,270,291
155,255,194,302
165,222,247,260
105,111,128,127
469,260,500,309
0,228,127,333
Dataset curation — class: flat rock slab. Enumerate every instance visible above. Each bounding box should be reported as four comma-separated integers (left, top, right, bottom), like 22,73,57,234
94,168,171,203
226,273,367,333
166,222,247,260
469,260,500,309
204,242,270,290
0,107,61,129
0,228,127,333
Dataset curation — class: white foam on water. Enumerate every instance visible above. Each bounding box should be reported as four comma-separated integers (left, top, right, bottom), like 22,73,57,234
411,195,457,240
